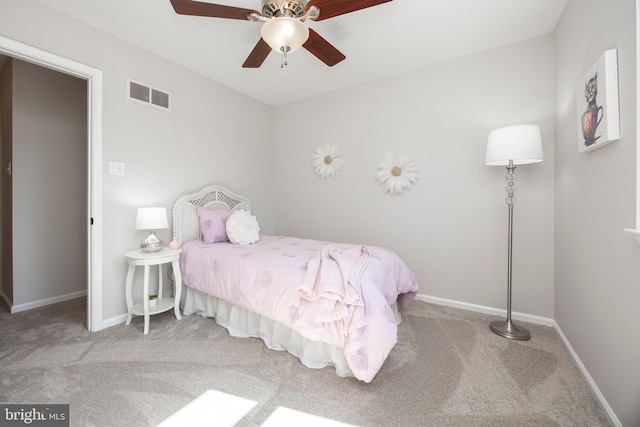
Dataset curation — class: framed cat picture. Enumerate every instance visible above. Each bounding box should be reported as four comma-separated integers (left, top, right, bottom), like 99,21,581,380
576,49,620,153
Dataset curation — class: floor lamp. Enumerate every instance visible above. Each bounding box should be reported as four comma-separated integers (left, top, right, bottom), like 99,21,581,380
485,124,543,341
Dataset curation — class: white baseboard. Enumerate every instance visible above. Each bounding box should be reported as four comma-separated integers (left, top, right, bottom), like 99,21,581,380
415,292,619,427
10,290,87,313
553,322,622,427
414,293,555,327
102,313,128,329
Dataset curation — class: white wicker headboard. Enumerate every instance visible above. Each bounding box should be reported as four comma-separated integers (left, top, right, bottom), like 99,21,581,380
172,184,251,245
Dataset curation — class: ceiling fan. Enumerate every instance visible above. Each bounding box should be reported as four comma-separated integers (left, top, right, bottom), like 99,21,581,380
169,0,392,68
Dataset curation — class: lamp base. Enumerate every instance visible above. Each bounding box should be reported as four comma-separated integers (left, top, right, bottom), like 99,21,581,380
140,230,164,253
490,319,531,341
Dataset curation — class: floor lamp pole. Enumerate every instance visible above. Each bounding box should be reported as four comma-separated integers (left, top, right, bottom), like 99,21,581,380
490,160,531,341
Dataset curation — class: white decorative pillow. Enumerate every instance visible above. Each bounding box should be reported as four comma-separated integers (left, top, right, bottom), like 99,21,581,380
226,210,260,245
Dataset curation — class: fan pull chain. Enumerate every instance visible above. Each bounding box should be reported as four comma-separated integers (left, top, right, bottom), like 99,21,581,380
280,46,290,68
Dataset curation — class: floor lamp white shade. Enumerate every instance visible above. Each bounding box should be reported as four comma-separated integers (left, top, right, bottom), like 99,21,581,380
135,207,168,252
485,124,543,341
486,124,543,165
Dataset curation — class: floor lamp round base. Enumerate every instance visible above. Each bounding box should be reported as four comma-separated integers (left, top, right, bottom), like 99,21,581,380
490,319,531,341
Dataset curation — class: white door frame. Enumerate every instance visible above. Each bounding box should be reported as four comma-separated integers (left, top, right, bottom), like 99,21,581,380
636,0,640,228
0,35,103,331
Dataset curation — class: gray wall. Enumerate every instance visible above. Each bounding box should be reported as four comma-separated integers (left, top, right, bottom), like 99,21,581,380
11,59,87,306
273,34,556,319
555,1,640,426
0,0,275,319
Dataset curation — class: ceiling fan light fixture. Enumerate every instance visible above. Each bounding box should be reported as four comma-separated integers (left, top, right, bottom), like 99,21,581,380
260,16,309,54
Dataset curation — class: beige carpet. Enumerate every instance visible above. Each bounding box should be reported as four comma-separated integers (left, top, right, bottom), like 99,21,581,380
0,297,611,426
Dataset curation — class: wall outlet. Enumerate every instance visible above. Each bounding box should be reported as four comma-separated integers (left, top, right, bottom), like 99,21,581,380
108,161,125,176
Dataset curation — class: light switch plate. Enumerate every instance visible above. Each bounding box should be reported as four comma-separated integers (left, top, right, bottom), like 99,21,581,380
109,161,125,176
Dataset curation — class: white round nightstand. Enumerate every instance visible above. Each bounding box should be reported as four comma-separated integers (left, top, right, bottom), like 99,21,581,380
124,247,182,334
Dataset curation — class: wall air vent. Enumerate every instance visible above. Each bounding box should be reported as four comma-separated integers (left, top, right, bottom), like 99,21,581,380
127,78,171,111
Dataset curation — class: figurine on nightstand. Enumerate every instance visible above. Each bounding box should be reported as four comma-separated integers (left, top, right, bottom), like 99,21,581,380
169,237,181,250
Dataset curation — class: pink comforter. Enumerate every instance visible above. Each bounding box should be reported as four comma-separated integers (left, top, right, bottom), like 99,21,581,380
179,235,418,382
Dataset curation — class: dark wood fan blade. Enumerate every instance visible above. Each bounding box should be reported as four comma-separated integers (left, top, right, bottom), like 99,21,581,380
170,0,258,20
303,29,346,66
308,0,392,21
242,38,272,68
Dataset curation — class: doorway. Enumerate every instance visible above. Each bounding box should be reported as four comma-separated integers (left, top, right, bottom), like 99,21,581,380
0,35,103,331
2,57,87,314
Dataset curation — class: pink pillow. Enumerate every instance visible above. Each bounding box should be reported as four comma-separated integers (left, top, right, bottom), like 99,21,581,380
197,207,232,243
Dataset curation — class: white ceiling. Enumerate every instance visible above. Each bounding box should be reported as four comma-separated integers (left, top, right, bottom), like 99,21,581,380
35,0,567,106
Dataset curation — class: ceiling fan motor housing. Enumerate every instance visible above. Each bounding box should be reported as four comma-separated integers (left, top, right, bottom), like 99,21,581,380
261,0,308,18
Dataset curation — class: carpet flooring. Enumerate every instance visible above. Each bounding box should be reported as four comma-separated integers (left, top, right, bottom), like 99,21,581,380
0,297,611,426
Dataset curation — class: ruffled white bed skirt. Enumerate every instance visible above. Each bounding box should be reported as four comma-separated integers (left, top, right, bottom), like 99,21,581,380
181,285,401,378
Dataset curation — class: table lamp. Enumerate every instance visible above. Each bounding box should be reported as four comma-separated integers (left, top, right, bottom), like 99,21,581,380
135,207,168,252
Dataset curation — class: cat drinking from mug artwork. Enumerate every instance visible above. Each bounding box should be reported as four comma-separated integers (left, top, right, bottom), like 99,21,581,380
581,72,603,147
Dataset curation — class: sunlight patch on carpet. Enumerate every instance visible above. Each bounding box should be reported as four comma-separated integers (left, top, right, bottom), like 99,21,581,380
261,407,359,427
157,389,360,427
157,390,257,427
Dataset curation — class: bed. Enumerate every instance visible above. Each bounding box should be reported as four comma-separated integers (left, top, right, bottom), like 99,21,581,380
173,184,418,382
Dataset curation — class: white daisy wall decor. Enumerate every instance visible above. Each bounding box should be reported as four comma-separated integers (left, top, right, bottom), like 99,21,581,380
376,153,419,195
312,143,344,179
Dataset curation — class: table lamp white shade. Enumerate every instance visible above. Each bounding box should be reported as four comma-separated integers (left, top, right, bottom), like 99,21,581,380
135,207,168,230
486,124,544,166
135,207,168,252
